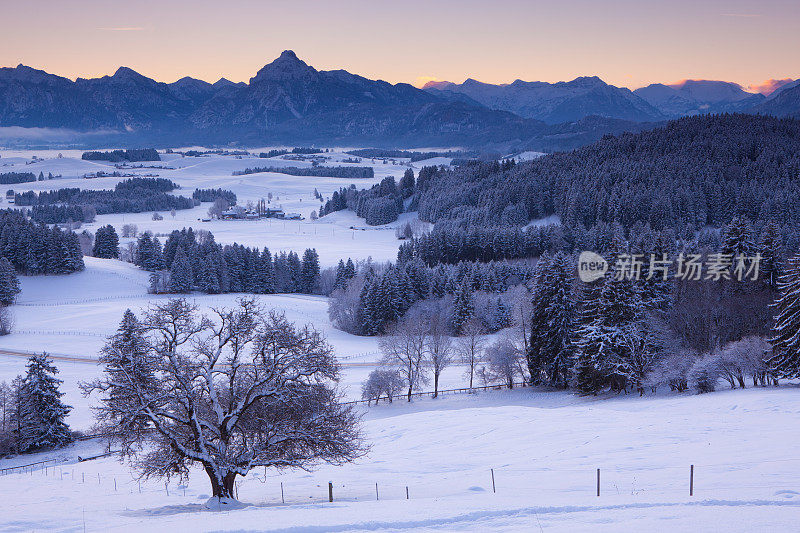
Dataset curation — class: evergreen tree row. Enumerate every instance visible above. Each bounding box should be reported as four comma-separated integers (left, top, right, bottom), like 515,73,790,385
134,228,321,296
192,188,237,204
415,114,800,232
233,165,373,179
320,175,407,225
332,257,531,336
16,178,193,224
0,172,36,184
81,148,160,162
0,209,84,275
528,218,783,395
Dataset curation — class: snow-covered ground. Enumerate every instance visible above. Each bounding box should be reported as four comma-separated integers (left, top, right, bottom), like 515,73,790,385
0,149,457,432
0,148,427,266
2,149,798,531
0,257,379,427
2,387,800,532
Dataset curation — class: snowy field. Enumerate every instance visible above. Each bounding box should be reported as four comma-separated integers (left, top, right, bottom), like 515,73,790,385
2,148,798,531
0,148,438,266
0,149,454,431
2,387,800,532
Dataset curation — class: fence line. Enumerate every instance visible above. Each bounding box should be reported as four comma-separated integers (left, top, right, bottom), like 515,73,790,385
0,457,60,476
343,381,529,406
5,456,800,507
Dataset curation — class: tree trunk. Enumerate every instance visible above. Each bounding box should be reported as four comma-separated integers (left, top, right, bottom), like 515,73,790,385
205,465,237,499
433,373,439,398
407,386,412,402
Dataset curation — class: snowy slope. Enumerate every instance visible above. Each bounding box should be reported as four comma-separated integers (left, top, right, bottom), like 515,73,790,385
1,387,799,532
0,149,418,266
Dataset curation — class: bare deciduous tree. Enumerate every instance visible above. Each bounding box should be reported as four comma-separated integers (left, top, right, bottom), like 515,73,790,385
121,224,138,238
379,318,428,401
0,306,13,336
456,319,486,390
426,313,453,398
83,298,365,503
484,338,524,389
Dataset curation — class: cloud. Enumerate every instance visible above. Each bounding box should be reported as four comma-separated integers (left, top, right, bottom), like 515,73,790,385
747,78,796,95
414,76,443,88
0,126,120,142
98,27,145,32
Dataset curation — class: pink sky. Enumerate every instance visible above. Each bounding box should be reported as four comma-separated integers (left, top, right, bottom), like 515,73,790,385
2,0,798,91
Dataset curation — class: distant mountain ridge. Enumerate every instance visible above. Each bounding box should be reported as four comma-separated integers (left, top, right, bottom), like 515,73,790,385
424,76,667,124
0,51,656,150
752,83,800,118
634,80,766,118
0,53,797,149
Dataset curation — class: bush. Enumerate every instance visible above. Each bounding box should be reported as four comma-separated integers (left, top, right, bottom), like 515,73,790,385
0,307,13,336
361,369,404,404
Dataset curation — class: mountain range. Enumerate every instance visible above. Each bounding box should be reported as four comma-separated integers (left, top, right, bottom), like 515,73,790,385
0,51,797,150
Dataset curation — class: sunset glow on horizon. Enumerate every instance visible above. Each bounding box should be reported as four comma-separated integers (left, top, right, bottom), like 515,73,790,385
2,0,798,91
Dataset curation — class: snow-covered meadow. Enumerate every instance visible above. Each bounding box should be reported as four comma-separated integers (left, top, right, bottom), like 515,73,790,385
0,148,433,266
3,387,800,531
1,148,799,532
0,148,463,431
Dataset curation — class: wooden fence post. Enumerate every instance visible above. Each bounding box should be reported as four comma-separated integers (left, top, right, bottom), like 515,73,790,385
328,481,333,502
376,482,379,500
406,486,409,499
596,468,600,497
281,481,285,503
491,469,496,493
690,465,694,496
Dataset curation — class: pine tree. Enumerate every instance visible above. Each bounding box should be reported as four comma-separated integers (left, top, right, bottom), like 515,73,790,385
451,278,475,334
17,353,72,452
258,248,275,294
286,252,301,293
769,254,800,378
637,231,673,312
334,259,347,291
528,252,575,387
92,224,119,259
344,258,356,280
358,276,381,336
571,278,606,394
300,248,320,294
135,232,163,271
721,217,755,258
196,257,220,293
759,222,782,291
399,168,415,198
0,256,20,305
168,248,192,293
93,310,155,436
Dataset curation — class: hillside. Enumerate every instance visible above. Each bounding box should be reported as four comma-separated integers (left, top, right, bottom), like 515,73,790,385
752,83,800,118
2,387,800,531
417,114,800,232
